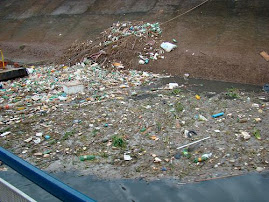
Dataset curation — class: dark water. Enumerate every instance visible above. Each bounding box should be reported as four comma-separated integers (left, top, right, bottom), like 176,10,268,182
140,76,262,95
159,77,262,93
0,170,269,202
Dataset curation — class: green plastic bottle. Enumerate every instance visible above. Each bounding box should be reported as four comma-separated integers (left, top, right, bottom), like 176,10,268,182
79,155,96,161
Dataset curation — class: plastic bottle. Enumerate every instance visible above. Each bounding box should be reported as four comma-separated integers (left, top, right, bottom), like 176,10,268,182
194,153,212,163
79,155,96,161
182,148,191,158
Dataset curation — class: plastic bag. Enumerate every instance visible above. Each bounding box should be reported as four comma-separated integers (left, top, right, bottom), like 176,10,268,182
161,42,177,52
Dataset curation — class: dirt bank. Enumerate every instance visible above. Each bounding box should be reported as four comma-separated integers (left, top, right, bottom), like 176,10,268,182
0,0,269,85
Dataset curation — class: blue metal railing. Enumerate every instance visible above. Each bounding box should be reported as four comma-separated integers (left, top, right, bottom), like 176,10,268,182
0,147,96,202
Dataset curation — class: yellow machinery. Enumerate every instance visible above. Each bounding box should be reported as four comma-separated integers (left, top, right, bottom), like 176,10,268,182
0,49,6,69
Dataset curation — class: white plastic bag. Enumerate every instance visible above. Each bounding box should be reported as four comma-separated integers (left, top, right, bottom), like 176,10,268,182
161,42,177,52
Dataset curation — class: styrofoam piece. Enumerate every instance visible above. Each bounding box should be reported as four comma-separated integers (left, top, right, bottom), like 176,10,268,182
62,81,84,94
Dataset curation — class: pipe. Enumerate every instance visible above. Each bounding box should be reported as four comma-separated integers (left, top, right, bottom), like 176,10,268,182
0,147,96,202
177,136,211,150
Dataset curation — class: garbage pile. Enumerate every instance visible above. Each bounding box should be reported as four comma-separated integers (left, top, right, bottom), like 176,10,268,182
0,63,160,119
59,21,177,68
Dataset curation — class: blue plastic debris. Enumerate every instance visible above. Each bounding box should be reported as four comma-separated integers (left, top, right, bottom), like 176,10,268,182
212,112,224,118
45,135,50,140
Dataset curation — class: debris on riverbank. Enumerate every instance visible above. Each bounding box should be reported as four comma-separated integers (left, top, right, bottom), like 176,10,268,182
0,59,268,181
0,21,268,182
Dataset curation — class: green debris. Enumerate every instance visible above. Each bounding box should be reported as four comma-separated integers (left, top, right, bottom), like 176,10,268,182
225,88,239,99
175,101,184,113
80,155,96,161
171,89,181,95
253,128,261,140
112,136,126,148
182,148,191,158
140,127,146,132
63,130,75,140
